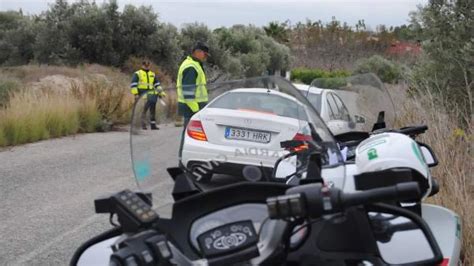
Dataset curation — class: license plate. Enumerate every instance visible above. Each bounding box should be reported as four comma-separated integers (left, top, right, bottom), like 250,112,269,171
225,127,271,143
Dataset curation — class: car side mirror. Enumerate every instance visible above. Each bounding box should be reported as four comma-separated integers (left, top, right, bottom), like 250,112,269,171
354,114,366,124
418,142,438,167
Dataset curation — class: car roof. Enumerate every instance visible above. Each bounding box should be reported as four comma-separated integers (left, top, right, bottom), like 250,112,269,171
292,83,324,94
226,88,300,102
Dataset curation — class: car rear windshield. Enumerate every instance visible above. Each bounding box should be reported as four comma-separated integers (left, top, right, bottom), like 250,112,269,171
208,91,308,120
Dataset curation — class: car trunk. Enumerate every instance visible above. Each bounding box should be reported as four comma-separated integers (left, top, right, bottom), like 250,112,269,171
199,108,302,150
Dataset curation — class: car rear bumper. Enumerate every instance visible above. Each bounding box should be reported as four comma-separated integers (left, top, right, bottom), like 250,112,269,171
186,160,274,179
182,135,286,174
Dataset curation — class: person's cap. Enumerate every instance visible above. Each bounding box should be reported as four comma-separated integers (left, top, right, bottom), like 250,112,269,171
193,42,210,55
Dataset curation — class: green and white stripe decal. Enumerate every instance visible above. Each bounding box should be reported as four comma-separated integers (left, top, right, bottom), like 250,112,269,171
455,216,461,239
411,141,429,177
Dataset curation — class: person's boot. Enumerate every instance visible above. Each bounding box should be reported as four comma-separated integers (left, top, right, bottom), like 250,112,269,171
150,121,159,130
141,123,147,130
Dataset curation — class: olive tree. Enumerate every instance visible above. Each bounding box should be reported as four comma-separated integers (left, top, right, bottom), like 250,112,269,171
410,0,473,123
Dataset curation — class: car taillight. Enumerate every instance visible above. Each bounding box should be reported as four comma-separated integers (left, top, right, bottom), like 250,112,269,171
438,259,449,266
293,133,312,141
187,120,207,141
290,133,312,151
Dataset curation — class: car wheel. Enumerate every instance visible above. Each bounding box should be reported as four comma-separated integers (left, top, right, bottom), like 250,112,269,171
189,164,213,183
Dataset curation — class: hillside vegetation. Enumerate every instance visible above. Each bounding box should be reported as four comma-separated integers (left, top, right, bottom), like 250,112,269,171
0,0,472,263
395,85,473,265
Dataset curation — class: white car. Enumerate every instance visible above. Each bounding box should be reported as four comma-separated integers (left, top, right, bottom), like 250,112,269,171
293,84,365,135
181,88,313,182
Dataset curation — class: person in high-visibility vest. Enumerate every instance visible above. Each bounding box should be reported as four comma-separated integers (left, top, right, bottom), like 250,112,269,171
177,42,209,157
130,59,166,130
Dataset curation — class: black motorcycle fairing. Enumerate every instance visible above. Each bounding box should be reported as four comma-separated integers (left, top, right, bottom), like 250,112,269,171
365,203,443,266
286,203,443,266
334,131,370,143
286,207,380,264
154,182,290,260
171,171,202,201
316,208,380,257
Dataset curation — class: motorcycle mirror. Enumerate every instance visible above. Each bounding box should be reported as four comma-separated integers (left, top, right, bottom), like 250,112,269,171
418,142,438,167
371,111,386,131
367,204,443,266
74,236,119,266
273,154,298,180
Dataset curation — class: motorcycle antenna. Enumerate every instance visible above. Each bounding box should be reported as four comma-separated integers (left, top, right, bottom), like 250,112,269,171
372,111,386,131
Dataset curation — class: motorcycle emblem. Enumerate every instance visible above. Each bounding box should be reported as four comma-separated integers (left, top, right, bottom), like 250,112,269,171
212,233,247,250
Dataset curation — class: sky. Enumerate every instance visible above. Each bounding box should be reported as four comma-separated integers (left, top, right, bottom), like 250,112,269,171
0,0,427,29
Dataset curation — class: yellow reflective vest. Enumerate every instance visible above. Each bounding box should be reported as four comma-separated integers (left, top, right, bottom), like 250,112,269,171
130,69,158,95
177,56,208,103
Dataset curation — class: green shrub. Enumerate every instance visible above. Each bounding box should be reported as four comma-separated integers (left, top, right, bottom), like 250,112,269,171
290,68,350,84
354,55,401,83
311,77,348,89
212,25,291,78
408,1,473,126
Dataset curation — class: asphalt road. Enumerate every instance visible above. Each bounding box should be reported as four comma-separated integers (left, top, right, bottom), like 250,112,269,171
0,125,184,265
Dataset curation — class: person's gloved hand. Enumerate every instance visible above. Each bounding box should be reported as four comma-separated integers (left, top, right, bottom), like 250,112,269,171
158,90,167,98
186,102,199,113
134,94,139,100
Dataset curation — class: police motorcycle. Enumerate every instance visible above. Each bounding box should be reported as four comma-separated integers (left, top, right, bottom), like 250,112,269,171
291,74,462,265
178,75,460,265
71,76,457,265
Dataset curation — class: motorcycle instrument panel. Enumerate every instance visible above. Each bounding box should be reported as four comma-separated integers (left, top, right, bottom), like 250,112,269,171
197,220,258,257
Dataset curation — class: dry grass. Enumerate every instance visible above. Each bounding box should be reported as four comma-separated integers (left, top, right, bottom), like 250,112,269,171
0,64,125,83
395,87,473,265
0,73,21,107
158,89,178,123
0,65,134,146
0,90,80,145
70,76,134,126
0,63,180,146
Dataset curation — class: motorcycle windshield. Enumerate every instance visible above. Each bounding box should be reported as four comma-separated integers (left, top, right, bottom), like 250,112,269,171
308,73,396,135
130,76,343,207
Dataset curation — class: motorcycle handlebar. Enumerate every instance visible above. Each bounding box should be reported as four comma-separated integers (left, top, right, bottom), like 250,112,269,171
266,182,420,219
343,182,420,207
397,125,428,136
